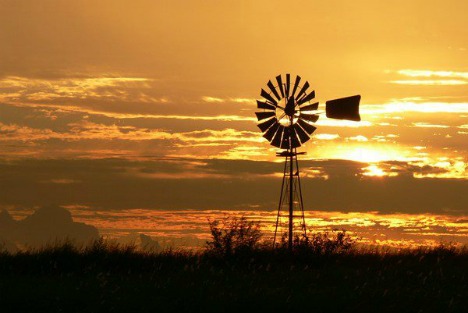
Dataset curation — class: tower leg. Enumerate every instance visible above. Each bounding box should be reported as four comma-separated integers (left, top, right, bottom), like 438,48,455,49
288,148,293,251
273,159,288,247
295,155,307,236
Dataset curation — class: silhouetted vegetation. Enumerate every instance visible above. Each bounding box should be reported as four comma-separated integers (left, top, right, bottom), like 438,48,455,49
0,223,466,313
279,229,356,255
206,216,262,257
206,215,356,259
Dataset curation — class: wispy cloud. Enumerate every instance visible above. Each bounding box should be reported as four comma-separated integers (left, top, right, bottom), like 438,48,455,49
230,98,255,104
388,69,468,86
357,158,467,179
202,96,256,104
316,119,372,127
346,135,368,142
412,122,450,128
4,102,255,122
411,159,467,179
315,134,340,140
0,122,57,141
390,80,467,86
0,121,261,146
396,69,468,79
41,179,81,184
202,96,224,103
177,129,261,144
361,101,468,114
0,76,157,102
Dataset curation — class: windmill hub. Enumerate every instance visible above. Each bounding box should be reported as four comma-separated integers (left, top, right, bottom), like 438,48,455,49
255,73,361,251
284,96,296,116
276,110,299,127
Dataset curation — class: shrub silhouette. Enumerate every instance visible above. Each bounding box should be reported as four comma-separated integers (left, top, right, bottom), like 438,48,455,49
206,215,262,256
281,229,356,255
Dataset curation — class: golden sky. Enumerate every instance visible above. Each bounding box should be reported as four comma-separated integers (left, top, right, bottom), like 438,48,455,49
0,1,467,246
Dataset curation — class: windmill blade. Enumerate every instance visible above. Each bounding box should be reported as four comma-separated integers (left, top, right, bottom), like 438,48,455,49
257,117,277,132
298,119,317,135
293,123,310,144
260,89,278,106
280,127,291,149
300,113,319,123
289,127,301,148
325,95,361,121
263,122,280,141
285,74,291,99
299,102,319,112
297,90,315,105
271,125,285,148
267,80,281,101
275,75,285,98
255,111,276,121
296,81,310,100
290,75,301,99
257,100,276,111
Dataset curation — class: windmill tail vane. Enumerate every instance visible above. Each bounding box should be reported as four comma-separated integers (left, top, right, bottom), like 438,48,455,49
255,73,361,251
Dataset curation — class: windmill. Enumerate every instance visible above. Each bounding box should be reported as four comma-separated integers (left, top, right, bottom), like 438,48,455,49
255,74,361,251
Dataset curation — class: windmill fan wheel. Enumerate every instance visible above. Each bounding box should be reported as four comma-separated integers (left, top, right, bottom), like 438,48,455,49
256,74,319,149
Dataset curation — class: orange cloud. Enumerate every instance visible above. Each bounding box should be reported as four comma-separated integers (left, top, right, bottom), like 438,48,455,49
412,122,450,128
387,69,468,86
361,101,468,114
390,80,467,85
0,76,154,102
315,134,340,140
396,69,468,79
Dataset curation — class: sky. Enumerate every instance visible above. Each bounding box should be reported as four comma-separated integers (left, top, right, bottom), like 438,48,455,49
0,0,467,248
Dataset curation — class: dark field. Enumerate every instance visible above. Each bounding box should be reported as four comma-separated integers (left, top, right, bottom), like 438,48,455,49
0,242,466,313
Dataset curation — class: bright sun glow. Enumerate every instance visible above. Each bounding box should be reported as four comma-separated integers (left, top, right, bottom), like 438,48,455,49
363,164,386,177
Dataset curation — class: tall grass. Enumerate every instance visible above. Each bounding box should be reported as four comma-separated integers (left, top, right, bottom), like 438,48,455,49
1,216,467,312
1,234,467,312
